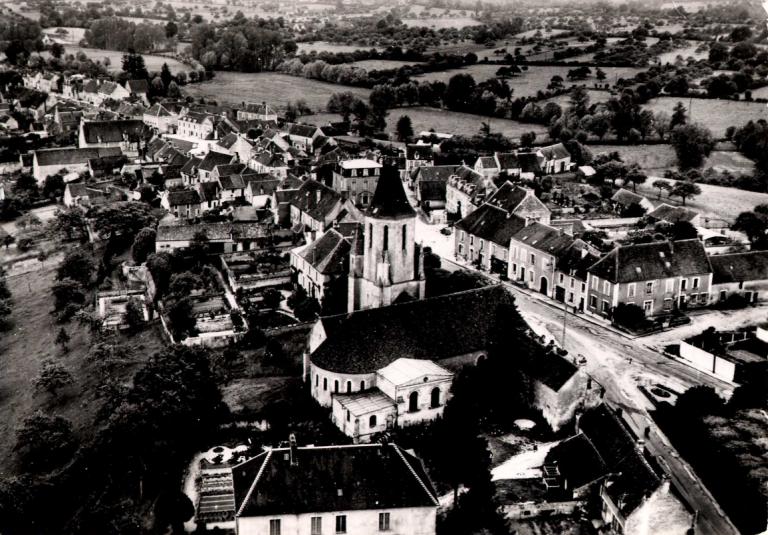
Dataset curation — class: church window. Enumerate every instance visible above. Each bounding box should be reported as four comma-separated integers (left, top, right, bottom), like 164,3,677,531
346,381,351,393
383,225,389,251
402,225,407,250
408,391,419,412
369,415,377,428
360,381,365,391
323,378,327,391
430,388,440,408
315,375,318,387
369,224,372,249
334,380,339,393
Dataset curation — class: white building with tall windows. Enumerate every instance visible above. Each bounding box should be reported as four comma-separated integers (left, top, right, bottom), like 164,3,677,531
231,442,438,535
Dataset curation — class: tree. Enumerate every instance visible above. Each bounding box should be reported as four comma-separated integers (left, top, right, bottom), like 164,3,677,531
57,250,95,286
3,234,15,250
131,227,156,263
50,42,65,59
709,42,729,63
42,174,65,200
669,181,701,206
154,491,194,534
670,102,687,128
55,327,71,352
596,160,629,186
625,167,647,192
167,80,180,98
327,92,363,122
34,358,74,395
125,297,145,331
596,67,606,82
52,208,87,241
652,179,671,199
168,271,202,297
395,115,414,142
15,411,77,471
122,50,148,79
520,131,536,148
654,111,671,141
670,123,715,169
669,220,698,240
165,21,178,39
733,206,768,248
89,201,155,243
444,73,476,111
167,297,196,340
52,278,86,311
568,86,590,117
612,302,647,329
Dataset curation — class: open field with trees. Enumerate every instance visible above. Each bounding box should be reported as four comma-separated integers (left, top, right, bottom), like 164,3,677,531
297,41,382,54
644,97,768,138
36,45,188,74
401,17,483,29
351,59,423,70
385,106,549,139
183,71,371,111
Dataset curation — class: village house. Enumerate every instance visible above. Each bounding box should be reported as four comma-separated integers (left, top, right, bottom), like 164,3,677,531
249,151,290,178
155,221,273,253
125,79,149,105
611,188,654,214
177,110,219,140
445,165,495,219
508,223,576,297
197,151,237,183
404,143,434,176
290,225,355,304
647,203,703,227
678,325,768,383
289,179,360,244
709,250,768,305
236,102,278,122
143,102,180,133
554,243,601,312
538,143,572,174
229,442,438,535
63,180,125,208
88,80,130,107
586,239,713,319
331,158,383,207
243,173,280,209
213,133,255,164
78,119,148,157
32,146,122,183
286,123,322,152
161,189,202,218
408,164,457,192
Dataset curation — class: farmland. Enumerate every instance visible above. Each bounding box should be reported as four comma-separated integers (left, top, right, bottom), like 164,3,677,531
351,59,422,70
589,144,755,176
43,45,189,75
297,41,381,54
401,17,483,29
183,72,371,111
384,106,548,139
643,97,768,138
657,42,709,64
544,89,612,107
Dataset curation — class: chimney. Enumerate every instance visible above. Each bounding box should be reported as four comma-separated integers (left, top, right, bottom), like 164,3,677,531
316,189,322,205
289,433,298,466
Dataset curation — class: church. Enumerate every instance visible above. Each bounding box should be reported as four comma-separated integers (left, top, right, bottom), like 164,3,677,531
347,166,426,312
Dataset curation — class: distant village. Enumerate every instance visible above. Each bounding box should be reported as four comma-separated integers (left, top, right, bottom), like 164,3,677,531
1,58,766,535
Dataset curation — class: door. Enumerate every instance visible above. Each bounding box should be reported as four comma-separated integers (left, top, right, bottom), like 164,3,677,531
540,277,548,295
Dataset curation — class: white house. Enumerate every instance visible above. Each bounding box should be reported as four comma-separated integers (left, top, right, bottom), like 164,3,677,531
230,442,438,535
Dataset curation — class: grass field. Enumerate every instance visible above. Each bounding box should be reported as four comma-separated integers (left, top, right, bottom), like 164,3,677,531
643,97,768,138
50,45,189,74
401,17,483,28
184,72,371,111
589,144,755,176
42,26,86,44
385,106,549,139
657,42,709,64
544,89,612,107
297,41,381,54
0,261,165,475
351,59,423,70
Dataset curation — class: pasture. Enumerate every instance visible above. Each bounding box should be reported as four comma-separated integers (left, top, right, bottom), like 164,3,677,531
657,42,709,64
183,72,371,111
401,17,483,29
42,27,86,44
351,59,423,70
643,97,768,138
46,45,189,74
297,41,381,54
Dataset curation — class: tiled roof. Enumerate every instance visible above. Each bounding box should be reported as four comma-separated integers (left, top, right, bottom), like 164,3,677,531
298,228,351,275
311,285,514,374
512,222,574,258
418,180,446,202
485,182,532,213
197,181,220,202
367,166,415,219
611,188,645,207
214,163,246,177
647,203,699,223
156,221,269,242
34,146,121,166
180,156,201,176
538,142,570,161
710,251,768,284
293,179,343,221
167,189,201,206
588,239,711,283
232,443,437,517
126,79,149,94
199,151,235,172
411,165,457,183
81,119,147,144
218,174,246,190
455,204,526,248
496,152,519,170
289,124,319,138
517,152,541,173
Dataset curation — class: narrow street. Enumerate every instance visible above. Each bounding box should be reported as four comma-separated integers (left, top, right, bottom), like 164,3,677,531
415,218,740,535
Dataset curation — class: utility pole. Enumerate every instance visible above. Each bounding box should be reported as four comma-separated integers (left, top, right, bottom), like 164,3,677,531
561,300,567,347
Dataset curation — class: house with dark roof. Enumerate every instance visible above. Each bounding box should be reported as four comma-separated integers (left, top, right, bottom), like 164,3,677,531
446,165,495,219
78,119,148,157
289,179,361,244
229,443,438,535
32,146,122,183
647,203,702,226
63,180,126,208
404,143,434,176
709,250,768,305
611,188,653,214
126,79,149,104
197,151,237,182
161,188,202,217
554,241,601,312
290,226,355,309
509,222,578,298
142,102,180,133
586,239,712,319
286,123,322,152
213,133,255,163
249,150,290,178
177,110,219,140
243,173,280,209
236,102,277,122
545,405,690,535
537,143,572,174
155,221,274,253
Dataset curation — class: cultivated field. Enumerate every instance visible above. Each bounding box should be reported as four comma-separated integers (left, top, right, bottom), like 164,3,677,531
589,144,755,176
401,17,483,29
643,97,768,138
184,72,371,111
385,106,549,139
297,41,381,54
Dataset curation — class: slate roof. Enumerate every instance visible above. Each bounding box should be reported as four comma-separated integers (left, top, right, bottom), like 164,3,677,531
611,188,645,207
456,204,526,248
485,182,531,213
406,144,433,160
589,239,711,284
647,203,699,223
244,174,280,196
512,222,574,258
180,156,201,176
517,152,541,174
289,124,320,138
298,228,351,275
218,174,246,190
233,443,437,517
367,166,415,219
418,180,446,202
126,79,149,94
199,151,235,172
477,156,497,168
523,352,578,391
214,163,246,177
198,181,220,202
156,221,269,242
34,146,121,166
311,285,515,374
181,110,214,124
145,103,173,117
710,251,768,284
81,119,146,144
217,133,241,150
496,152,519,170
411,165,457,183
539,142,570,161
545,433,607,490
167,189,201,206
293,180,343,221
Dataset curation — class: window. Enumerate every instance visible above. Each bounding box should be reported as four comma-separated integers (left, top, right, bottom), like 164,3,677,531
336,515,347,534
591,277,598,289
692,277,700,289
346,410,350,422
323,378,327,391
360,381,365,391
368,224,372,249
628,283,636,298
681,278,687,291
603,281,610,294
512,263,517,274
528,270,534,283
645,281,654,295
470,235,474,246
408,391,419,412
559,273,564,284
334,380,339,393
270,519,281,535
383,225,389,251
570,278,574,288
346,381,351,393
530,253,536,264
379,513,390,531
430,387,440,408
402,225,406,250
581,283,586,292
699,293,708,304
665,279,674,293
643,300,653,313
311,517,322,535
602,300,610,313
663,298,673,310
369,415,377,428
589,296,597,308
459,231,465,242
315,375,319,387
458,244,463,255
479,239,484,251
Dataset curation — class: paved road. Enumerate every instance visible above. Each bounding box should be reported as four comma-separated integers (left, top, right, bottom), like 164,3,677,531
438,257,739,535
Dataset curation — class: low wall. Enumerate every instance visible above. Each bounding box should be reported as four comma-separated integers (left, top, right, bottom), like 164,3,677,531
502,500,582,520
679,341,736,382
